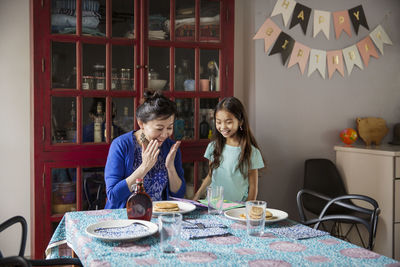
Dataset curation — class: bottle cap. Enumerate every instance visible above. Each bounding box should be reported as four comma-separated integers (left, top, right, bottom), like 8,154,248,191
136,178,143,183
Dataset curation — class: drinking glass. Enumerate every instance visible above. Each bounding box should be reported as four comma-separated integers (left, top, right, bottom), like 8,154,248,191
159,213,182,253
246,200,266,236
207,185,224,215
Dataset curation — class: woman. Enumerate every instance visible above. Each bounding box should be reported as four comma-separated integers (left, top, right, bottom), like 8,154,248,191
104,91,185,209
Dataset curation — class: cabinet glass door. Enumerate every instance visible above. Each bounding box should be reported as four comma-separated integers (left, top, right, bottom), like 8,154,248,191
175,98,194,140
51,168,77,215
82,167,105,210
83,44,106,91
51,97,77,143
200,49,220,92
199,98,218,139
200,0,220,42
112,0,135,38
112,45,135,91
175,48,195,92
51,42,76,89
148,46,170,91
148,0,170,40
175,0,195,41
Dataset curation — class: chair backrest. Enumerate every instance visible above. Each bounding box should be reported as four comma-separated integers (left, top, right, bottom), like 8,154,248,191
0,216,27,258
313,194,380,250
303,158,349,215
83,175,106,210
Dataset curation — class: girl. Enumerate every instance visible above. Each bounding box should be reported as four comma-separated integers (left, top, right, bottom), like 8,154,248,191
193,97,264,202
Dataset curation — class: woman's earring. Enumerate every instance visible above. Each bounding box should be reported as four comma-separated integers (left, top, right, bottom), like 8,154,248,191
240,126,243,131
140,132,149,146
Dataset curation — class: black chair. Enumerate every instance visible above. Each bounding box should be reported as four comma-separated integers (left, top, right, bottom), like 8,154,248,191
296,158,380,250
0,216,82,266
83,174,106,210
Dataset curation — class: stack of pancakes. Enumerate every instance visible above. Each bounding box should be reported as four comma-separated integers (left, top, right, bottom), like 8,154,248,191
153,202,180,212
240,208,273,220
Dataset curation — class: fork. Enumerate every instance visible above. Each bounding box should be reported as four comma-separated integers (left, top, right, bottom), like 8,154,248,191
94,222,148,232
182,219,206,229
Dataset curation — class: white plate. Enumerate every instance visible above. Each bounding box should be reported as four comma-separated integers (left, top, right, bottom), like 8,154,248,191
224,207,288,224
152,200,196,215
86,219,158,241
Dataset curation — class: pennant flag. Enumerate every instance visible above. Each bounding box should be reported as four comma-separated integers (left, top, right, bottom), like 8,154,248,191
348,5,369,34
289,3,311,34
287,41,311,74
333,10,352,39
327,50,345,78
313,10,330,39
370,25,393,55
271,0,297,27
308,49,326,79
343,45,364,75
356,36,379,67
269,31,295,65
253,18,282,53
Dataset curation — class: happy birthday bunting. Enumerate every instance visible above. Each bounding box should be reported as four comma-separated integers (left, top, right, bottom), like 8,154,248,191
327,50,345,79
287,42,310,74
308,49,326,79
348,5,369,34
370,25,393,55
269,31,295,64
254,1,393,80
342,45,364,75
357,36,379,67
313,10,330,39
271,0,297,27
253,18,282,53
333,10,352,39
289,3,311,34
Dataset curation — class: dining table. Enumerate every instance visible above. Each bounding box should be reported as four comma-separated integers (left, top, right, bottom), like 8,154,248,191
45,202,399,266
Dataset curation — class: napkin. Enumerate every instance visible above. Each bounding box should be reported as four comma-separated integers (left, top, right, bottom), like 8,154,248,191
266,224,329,240
181,219,230,240
198,199,245,211
94,223,149,238
169,197,208,209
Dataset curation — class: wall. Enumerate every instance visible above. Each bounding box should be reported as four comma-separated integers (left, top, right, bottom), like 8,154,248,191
0,0,31,257
247,0,400,218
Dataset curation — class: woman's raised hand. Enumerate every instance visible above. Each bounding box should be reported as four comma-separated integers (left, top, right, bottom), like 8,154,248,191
141,139,160,172
165,141,181,170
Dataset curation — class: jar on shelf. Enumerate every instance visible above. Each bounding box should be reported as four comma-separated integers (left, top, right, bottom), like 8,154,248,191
111,68,119,90
93,64,105,90
82,76,94,90
120,68,132,90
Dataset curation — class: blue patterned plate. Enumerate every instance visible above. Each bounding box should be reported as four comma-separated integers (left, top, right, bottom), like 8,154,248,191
86,219,158,241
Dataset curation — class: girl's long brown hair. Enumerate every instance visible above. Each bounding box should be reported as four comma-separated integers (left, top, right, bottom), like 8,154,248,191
209,97,263,178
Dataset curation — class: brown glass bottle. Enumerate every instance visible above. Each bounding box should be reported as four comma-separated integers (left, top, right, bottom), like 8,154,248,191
126,178,152,221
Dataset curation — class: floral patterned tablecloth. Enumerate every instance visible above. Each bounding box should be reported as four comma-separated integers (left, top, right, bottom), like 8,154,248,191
46,208,399,267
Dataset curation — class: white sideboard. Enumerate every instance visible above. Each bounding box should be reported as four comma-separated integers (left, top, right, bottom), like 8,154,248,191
334,145,400,260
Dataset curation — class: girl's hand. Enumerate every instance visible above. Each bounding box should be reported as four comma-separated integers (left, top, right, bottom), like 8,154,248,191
165,141,181,170
141,139,160,172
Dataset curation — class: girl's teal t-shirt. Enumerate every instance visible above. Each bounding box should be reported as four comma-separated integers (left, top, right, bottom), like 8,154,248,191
204,142,264,202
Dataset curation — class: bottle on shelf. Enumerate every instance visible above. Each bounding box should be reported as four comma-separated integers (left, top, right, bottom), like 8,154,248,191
126,178,152,221
208,129,213,139
207,60,217,91
94,102,104,143
121,106,133,132
199,115,210,139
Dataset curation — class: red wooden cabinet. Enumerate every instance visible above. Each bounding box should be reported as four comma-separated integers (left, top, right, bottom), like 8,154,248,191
32,0,234,258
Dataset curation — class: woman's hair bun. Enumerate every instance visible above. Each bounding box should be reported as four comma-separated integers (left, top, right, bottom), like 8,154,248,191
143,90,162,102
